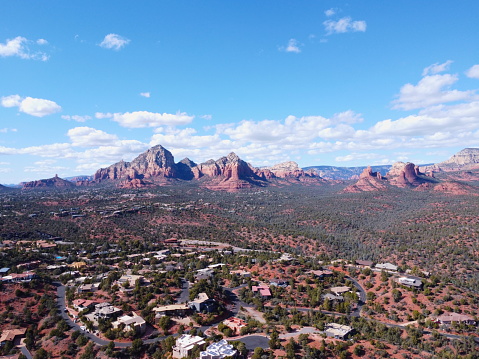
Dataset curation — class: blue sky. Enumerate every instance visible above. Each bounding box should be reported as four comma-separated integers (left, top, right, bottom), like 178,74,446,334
1,1,479,184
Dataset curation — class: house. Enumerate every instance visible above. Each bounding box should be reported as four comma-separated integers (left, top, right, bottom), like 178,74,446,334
355,260,374,267
112,314,146,334
69,261,87,269
270,278,288,287
0,328,26,347
200,339,237,359
330,286,350,296
323,293,344,302
2,272,36,283
173,334,206,358
309,270,333,279
252,285,272,298
436,313,476,325
398,277,422,289
153,303,190,318
77,283,99,293
223,317,247,335
324,323,354,340
0,268,10,277
208,263,226,269
189,293,217,313
230,270,251,278
375,263,398,271
117,274,144,287
94,302,122,319
72,299,98,311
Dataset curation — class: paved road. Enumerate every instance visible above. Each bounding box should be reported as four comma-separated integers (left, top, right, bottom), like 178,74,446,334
345,275,366,317
177,278,190,304
20,345,33,359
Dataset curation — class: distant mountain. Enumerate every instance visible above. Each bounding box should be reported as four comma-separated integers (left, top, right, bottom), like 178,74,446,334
22,174,75,190
303,165,392,180
65,175,93,182
423,148,479,172
91,145,323,191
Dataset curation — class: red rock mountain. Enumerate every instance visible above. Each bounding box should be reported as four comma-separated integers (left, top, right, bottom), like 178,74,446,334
22,175,75,190
422,148,479,173
343,166,387,193
387,162,424,187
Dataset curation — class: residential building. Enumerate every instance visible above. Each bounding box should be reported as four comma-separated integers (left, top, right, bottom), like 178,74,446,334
153,303,190,318
355,260,374,267
375,263,398,271
324,323,354,340
398,277,423,288
252,285,272,298
223,317,247,335
189,293,217,313
330,286,350,296
200,339,237,359
436,313,476,325
94,302,122,319
112,314,146,333
0,328,26,347
172,334,206,358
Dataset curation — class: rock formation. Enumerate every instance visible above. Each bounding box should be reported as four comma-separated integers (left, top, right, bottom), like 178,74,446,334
22,175,75,190
422,148,479,173
343,166,387,193
387,162,424,187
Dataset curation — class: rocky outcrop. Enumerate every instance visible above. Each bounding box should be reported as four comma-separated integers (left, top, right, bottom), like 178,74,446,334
22,175,75,190
94,145,177,182
387,162,424,188
343,166,387,193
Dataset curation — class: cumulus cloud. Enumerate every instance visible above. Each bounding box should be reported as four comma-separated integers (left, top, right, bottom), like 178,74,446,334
99,34,130,50
61,115,92,122
392,74,476,110
323,17,367,35
280,39,301,53
466,64,479,79
1,95,61,117
150,128,220,149
140,92,151,98
200,114,212,120
0,36,49,60
422,60,453,76
100,111,194,128
325,8,336,17
67,127,119,147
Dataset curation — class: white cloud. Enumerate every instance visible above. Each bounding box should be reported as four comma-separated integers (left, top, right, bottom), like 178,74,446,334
36,39,48,45
95,112,113,119
1,95,61,117
324,17,367,35
99,34,130,50
280,39,301,53
325,8,336,17
422,60,453,76
466,64,479,79
335,152,385,162
67,127,119,147
200,114,212,120
392,74,476,110
150,128,220,149
1,94,22,107
140,92,151,98
0,128,17,133
0,36,49,60
62,115,92,122
111,111,194,128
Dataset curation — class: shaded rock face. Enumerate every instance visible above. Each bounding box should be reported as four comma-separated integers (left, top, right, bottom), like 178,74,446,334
22,175,75,189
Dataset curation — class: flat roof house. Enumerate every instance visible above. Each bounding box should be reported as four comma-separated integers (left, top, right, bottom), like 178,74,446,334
173,334,206,358
325,323,354,340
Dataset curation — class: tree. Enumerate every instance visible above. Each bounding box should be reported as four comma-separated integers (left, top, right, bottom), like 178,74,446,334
269,329,280,350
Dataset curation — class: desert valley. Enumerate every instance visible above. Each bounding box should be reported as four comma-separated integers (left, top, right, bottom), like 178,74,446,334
1,146,479,358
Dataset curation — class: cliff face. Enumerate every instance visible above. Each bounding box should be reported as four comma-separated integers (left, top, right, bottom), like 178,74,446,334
422,148,479,173
22,175,75,190
387,162,424,187
94,145,177,182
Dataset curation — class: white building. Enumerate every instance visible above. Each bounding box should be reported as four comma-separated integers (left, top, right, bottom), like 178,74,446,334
112,314,146,333
173,334,206,358
200,339,237,359
324,323,354,340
